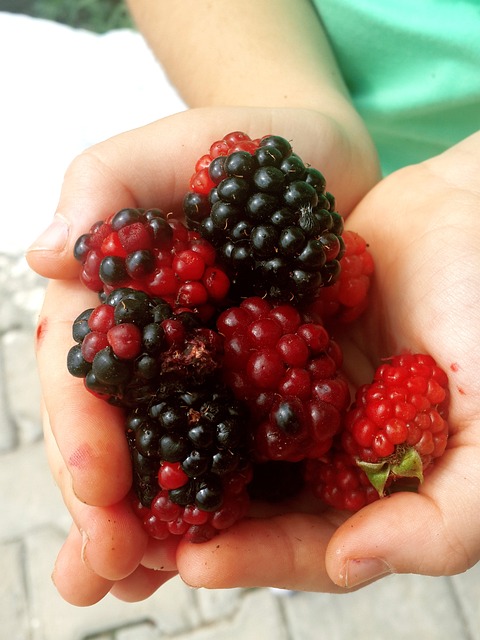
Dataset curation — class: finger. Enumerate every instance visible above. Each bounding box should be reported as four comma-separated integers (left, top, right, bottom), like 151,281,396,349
326,438,480,588
110,565,178,603
36,279,132,506
141,536,181,572
52,525,114,606
44,399,149,582
176,513,355,593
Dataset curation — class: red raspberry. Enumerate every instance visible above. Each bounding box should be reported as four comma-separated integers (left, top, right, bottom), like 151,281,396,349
305,449,379,511
73,207,230,320
217,297,350,462
343,353,449,495
308,230,374,324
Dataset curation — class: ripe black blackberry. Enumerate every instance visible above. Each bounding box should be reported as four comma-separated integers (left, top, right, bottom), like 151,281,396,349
184,134,345,304
126,384,251,509
67,288,223,407
127,383,252,542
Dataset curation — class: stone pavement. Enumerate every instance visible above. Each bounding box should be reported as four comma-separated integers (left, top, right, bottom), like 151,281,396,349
1,251,479,640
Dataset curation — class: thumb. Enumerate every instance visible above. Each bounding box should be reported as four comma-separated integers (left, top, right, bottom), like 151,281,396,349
176,512,345,592
325,446,480,588
26,150,136,280
25,113,190,280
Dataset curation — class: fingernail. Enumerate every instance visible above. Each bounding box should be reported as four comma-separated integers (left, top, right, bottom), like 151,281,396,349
344,557,392,588
28,213,69,252
80,529,91,568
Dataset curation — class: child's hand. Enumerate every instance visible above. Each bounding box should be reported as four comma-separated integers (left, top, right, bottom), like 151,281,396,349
28,107,379,604
173,131,480,592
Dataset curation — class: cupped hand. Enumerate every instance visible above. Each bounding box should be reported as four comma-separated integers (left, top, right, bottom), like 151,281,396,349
29,106,379,604
174,131,480,592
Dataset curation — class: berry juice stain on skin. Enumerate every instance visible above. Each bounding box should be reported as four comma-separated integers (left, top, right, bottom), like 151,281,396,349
35,317,48,348
69,443,94,469
448,363,466,394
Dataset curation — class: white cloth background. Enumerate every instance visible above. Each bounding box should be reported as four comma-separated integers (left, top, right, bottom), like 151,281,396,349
0,12,186,253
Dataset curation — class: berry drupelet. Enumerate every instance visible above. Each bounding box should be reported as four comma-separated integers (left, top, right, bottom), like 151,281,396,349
183,132,345,304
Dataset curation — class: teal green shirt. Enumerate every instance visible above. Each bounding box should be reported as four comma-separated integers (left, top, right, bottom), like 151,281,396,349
311,0,480,175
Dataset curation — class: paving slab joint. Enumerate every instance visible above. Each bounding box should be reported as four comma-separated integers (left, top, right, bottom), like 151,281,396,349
83,617,157,639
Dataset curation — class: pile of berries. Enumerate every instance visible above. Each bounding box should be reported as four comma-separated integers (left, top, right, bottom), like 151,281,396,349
67,131,450,542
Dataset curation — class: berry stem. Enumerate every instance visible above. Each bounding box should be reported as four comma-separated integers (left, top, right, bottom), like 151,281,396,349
357,446,425,497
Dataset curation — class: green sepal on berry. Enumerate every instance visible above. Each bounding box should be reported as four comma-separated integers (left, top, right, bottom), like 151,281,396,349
357,446,424,497
390,446,424,484
344,352,449,500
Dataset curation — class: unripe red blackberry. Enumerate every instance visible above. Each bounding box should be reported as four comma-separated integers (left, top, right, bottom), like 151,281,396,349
67,288,223,407
183,133,344,304
343,353,450,496
308,230,374,325
216,296,350,462
73,207,230,320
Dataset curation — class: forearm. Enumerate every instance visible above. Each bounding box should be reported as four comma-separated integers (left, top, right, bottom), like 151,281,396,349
126,0,350,114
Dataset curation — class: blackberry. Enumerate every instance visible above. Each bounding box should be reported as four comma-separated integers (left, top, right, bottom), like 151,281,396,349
184,133,345,304
217,296,350,462
342,353,449,496
73,207,230,320
66,288,223,407
127,383,252,542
